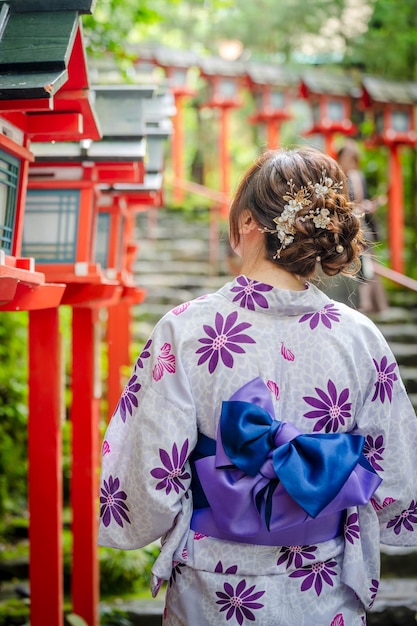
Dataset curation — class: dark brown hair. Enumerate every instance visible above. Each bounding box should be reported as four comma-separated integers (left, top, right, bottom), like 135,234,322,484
229,146,364,279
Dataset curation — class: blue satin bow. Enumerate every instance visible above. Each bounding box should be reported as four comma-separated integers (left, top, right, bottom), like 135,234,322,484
220,399,366,519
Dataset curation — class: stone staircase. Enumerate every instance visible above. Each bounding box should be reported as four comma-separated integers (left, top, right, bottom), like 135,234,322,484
123,207,417,625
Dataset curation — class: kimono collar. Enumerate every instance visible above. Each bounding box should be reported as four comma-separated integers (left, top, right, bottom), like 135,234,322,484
218,274,332,318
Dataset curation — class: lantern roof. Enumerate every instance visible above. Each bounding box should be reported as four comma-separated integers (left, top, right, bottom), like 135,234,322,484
246,62,298,88
0,0,100,141
198,55,246,78
146,45,199,70
300,70,360,99
361,75,417,106
92,84,156,139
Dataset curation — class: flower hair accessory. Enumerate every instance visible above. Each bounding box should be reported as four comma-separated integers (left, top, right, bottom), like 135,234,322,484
260,168,344,258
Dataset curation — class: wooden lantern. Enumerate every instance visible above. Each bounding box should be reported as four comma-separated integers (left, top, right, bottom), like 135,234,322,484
246,62,296,149
299,70,358,157
361,76,417,274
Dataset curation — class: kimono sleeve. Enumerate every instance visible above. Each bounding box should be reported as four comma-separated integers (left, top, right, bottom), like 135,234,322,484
355,350,417,546
98,314,197,550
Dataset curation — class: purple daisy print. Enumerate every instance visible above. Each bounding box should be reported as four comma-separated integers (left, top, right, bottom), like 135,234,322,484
369,579,379,608
289,558,338,596
363,434,385,471
215,561,238,575
299,303,341,330
196,311,255,374
215,579,265,625
277,545,317,569
344,512,360,544
150,440,190,495
135,339,152,369
371,356,398,403
116,374,141,422
100,475,130,528
230,276,273,310
152,342,176,381
303,380,352,432
386,500,417,535
330,615,345,626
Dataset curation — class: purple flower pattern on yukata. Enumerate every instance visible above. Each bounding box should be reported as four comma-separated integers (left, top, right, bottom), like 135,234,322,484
303,380,351,433
230,276,273,310
117,374,141,422
150,440,190,495
102,440,111,456
299,303,341,330
371,496,395,512
368,579,379,608
100,475,130,528
289,558,338,596
277,545,317,569
196,311,255,374
267,379,280,400
386,500,417,535
344,512,360,544
330,615,345,626
169,561,186,586
152,342,176,381
172,301,190,315
363,434,385,471
371,356,398,403
215,579,265,625
215,561,238,575
135,339,152,369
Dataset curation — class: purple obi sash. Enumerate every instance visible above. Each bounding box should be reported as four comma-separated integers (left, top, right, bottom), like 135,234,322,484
190,377,382,547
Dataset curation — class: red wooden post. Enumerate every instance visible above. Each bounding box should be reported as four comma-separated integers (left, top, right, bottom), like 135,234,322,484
388,144,404,274
28,307,64,626
107,302,131,420
219,107,230,218
266,119,280,150
71,306,100,626
172,93,185,204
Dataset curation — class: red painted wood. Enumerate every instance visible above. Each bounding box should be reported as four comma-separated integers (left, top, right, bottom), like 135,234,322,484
219,107,230,218
172,93,185,203
28,308,64,626
107,302,131,420
71,307,100,626
266,118,280,150
0,281,65,311
27,112,83,137
388,144,404,274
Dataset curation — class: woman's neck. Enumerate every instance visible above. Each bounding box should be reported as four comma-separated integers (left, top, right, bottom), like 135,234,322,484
239,258,306,291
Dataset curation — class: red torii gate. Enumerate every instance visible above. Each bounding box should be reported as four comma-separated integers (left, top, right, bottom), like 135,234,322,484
0,2,100,626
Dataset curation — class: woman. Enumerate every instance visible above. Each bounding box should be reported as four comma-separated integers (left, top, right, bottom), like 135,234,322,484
99,147,417,625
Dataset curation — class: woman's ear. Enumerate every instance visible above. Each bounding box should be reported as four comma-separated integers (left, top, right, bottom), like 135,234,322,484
239,210,258,234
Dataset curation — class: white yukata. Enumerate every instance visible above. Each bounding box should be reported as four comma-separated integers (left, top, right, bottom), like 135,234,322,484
99,275,417,626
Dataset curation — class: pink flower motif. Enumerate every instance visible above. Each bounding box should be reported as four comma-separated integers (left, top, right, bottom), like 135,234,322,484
152,342,176,381
116,374,141,422
289,558,338,596
281,341,295,361
303,379,352,432
267,379,280,400
299,303,341,330
150,440,190,495
386,499,417,535
102,440,111,456
330,614,344,626
193,532,208,540
344,512,360,544
135,339,152,369
215,579,265,625
371,356,398,403
196,311,255,374
363,434,385,471
371,496,395,511
277,545,317,569
172,301,190,315
230,276,273,310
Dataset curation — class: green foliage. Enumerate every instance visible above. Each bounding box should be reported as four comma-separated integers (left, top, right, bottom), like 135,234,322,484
99,543,160,595
0,599,29,626
0,312,28,520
